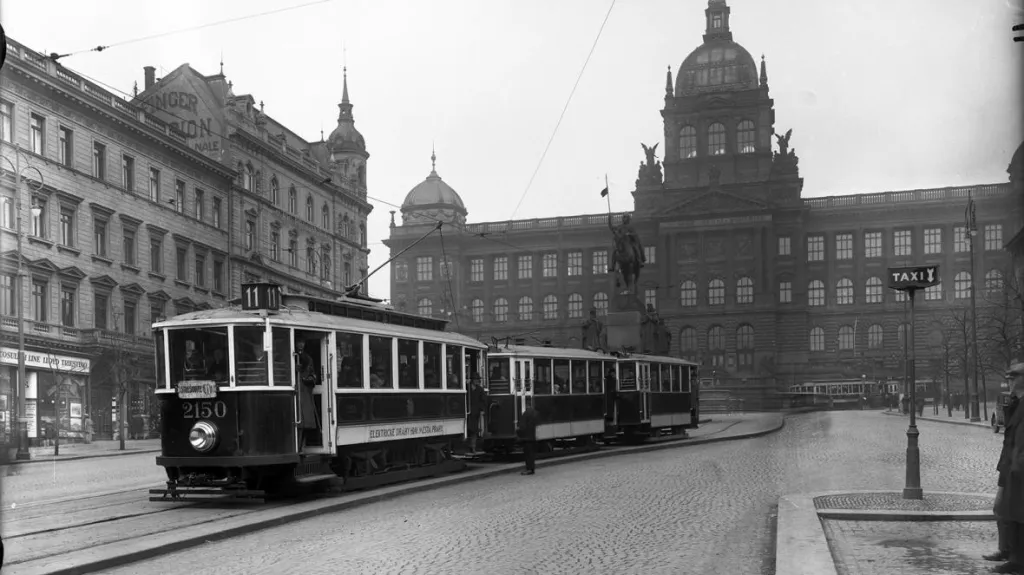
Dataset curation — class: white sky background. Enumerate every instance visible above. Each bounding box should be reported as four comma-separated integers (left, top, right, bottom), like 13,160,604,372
2,0,1023,303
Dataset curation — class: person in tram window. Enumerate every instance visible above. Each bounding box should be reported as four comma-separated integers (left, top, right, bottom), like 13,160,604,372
184,342,206,376
467,376,487,454
370,366,388,388
604,368,618,421
295,338,321,447
208,348,228,383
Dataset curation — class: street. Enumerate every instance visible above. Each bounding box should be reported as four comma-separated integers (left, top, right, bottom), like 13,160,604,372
0,451,165,507
98,411,1002,575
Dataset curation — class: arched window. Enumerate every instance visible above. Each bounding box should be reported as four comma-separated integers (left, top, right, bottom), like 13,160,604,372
867,324,883,348
865,277,883,303
236,162,245,187
954,271,972,300
320,247,331,280
244,164,254,191
679,126,697,159
306,196,314,221
708,325,725,367
518,296,533,321
708,279,725,305
736,277,754,304
306,246,315,274
543,295,558,320
593,292,609,314
736,324,754,368
680,280,697,306
417,297,432,317
493,297,509,323
568,293,584,318
736,120,755,154
289,186,297,213
986,269,1004,298
707,123,726,156
897,322,910,345
270,177,279,205
808,280,825,306
809,327,825,352
322,205,330,229
254,171,262,194
679,327,697,361
836,278,854,305
470,298,484,323
838,325,855,351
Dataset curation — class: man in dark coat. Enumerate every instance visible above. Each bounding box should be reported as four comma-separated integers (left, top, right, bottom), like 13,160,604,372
992,363,1024,574
988,388,1021,564
467,376,487,454
296,338,321,448
517,399,540,476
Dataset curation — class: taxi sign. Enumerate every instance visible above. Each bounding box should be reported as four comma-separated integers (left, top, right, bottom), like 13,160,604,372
888,265,940,291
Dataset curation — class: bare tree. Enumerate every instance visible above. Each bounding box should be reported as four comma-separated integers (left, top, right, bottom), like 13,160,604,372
931,320,958,416
979,268,1024,381
946,304,974,416
92,308,145,451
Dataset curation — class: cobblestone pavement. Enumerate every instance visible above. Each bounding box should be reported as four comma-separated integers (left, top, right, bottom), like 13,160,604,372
99,411,1003,575
815,492,995,511
0,450,165,507
822,520,998,575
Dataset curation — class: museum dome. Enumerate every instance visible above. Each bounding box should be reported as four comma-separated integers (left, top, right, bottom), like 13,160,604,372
400,151,468,226
675,0,760,96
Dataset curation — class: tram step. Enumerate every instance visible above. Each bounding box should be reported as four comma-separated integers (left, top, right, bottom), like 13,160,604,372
148,488,266,497
294,473,338,484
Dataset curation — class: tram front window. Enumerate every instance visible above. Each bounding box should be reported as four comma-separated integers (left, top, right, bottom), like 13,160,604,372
234,325,269,386
168,327,229,387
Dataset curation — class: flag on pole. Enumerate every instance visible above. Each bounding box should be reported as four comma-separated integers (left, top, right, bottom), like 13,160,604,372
600,187,608,197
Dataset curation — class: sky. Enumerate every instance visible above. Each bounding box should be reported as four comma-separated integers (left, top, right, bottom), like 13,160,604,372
3,0,1023,303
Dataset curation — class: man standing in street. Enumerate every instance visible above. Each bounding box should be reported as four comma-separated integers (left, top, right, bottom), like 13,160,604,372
991,362,1024,574
517,399,540,476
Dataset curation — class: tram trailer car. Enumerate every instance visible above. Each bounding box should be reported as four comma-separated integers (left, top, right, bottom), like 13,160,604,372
151,283,487,500
482,346,698,452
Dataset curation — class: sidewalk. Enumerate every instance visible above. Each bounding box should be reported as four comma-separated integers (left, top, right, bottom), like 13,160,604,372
3,439,162,466
881,407,994,431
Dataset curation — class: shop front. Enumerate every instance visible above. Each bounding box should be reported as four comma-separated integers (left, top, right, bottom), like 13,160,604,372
0,347,91,447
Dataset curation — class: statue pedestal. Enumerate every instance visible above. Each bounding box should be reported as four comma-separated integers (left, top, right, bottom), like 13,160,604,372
606,291,646,352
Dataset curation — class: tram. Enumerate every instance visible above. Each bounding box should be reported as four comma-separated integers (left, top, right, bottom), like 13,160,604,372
787,379,899,410
484,345,697,451
150,283,487,500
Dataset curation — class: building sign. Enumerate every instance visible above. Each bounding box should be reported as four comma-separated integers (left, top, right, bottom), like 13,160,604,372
0,348,91,372
142,72,225,158
887,266,940,291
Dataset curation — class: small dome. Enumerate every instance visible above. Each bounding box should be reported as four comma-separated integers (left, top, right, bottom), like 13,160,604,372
328,122,365,154
400,151,468,226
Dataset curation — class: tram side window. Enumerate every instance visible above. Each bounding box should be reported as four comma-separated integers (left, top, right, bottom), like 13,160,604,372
651,364,662,392
234,325,268,386
672,366,681,392
464,348,482,390
587,360,603,394
154,330,167,389
336,331,363,389
446,346,464,390
534,359,553,395
369,336,393,389
553,359,570,394
270,327,290,386
657,364,668,392
603,361,616,390
397,338,420,389
620,363,637,390
168,327,229,387
423,342,442,389
570,361,587,394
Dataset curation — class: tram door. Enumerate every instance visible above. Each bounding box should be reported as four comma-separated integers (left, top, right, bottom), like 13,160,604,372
512,358,534,428
297,330,334,455
637,362,651,422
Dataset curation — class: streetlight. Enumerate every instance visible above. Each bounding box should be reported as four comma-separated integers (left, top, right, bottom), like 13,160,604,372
1,144,44,461
966,192,982,422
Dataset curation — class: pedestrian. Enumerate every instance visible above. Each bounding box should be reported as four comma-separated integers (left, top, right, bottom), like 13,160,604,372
83,413,93,444
467,376,487,454
517,399,540,476
991,362,1024,574
295,337,321,448
987,382,1021,564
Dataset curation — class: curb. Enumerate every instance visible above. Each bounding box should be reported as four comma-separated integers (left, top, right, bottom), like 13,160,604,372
1,448,162,467
12,415,785,575
880,410,991,430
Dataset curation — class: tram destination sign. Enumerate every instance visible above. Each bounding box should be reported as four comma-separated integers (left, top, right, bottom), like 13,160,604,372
888,265,940,291
178,380,218,399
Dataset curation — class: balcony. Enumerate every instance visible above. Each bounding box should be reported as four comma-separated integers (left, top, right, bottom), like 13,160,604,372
0,316,83,345
80,328,154,350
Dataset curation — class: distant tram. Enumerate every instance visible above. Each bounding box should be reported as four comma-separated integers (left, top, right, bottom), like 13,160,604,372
788,380,901,410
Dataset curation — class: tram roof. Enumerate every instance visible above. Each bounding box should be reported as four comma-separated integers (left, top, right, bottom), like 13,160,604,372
153,306,488,349
487,345,698,366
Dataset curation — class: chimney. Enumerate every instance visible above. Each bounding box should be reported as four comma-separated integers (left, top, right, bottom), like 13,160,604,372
144,66,156,90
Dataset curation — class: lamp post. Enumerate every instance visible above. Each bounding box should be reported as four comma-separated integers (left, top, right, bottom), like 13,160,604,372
967,193,982,422
1,144,44,461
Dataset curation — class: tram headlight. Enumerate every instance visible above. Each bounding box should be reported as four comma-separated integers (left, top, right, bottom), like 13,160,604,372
189,421,219,453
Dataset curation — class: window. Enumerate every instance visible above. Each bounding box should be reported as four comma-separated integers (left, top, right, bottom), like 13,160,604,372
122,227,136,266
0,274,13,316
835,233,853,260
736,325,754,368
149,168,161,202
270,178,279,205
985,225,1003,251
31,279,47,322
94,293,108,330
1,197,11,229
94,218,108,257
644,288,657,310
174,180,185,214
518,255,533,280
470,258,483,282
194,189,204,221
643,246,656,265
808,280,825,306
954,226,969,252
344,262,353,286
470,299,484,322
306,246,315,274
778,236,791,256
60,285,76,327
30,198,46,239
543,295,558,320
779,280,792,303
123,301,137,335
145,238,163,277
243,164,254,191
322,205,330,229
59,206,75,247
807,235,824,261
893,288,908,302
836,278,853,305
708,326,725,367
306,196,314,221
679,327,697,361
954,271,972,300
986,269,1004,298
417,298,432,317
838,326,855,351
679,126,697,159
736,120,755,153
867,324,883,349
29,114,44,155
289,187,297,213
864,231,882,258
0,101,11,142
592,250,608,274
543,253,558,277
680,280,697,306
593,292,609,314
93,142,106,179
897,323,909,346
707,123,726,156
712,13,722,28
568,293,583,318
59,126,73,167
809,327,825,352
244,220,255,251
924,282,942,301
708,279,725,305
213,259,224,293
865,277,883,303
924,228,942,254
893,229,912,256
213,197,222,229
176,246,188,282
122,155,135,191
151,301,164,324
416,256,433,282
567,251,582,276
518,296,533,321
195,254,206,287
493,256,508,281
270,231,280,261
493,297,509,322
736,277,753,304
289,239,298,267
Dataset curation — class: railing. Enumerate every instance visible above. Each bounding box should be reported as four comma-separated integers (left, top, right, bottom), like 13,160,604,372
0,317,85,344
451,212,628,236
804,184,1009,209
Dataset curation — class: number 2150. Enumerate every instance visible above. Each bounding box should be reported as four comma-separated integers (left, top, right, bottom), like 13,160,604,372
182,400,228,419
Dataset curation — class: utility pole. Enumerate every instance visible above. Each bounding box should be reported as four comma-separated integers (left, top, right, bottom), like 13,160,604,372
967,193,982,422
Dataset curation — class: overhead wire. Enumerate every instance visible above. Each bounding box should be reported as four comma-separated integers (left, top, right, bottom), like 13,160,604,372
437,226,461,332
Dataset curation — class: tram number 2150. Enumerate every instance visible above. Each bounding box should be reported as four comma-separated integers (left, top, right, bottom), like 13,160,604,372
182,400,228,419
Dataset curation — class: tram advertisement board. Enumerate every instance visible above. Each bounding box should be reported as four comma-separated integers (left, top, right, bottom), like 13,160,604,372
366,422,448,442
887,265,940,290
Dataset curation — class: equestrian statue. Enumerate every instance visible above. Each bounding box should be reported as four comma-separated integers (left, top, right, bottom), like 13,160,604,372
608,213,645,296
